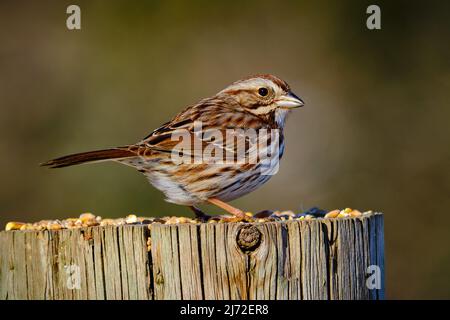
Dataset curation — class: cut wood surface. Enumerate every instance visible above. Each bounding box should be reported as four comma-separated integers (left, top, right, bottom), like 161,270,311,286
0,212,384,300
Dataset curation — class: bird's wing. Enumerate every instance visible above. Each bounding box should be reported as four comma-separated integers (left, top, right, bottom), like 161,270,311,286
129,97,268,161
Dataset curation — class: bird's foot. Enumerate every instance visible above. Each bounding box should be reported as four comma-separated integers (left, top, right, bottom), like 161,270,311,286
219,213,253,223
207,198,249,221
190,203,253,223
189,206,213,222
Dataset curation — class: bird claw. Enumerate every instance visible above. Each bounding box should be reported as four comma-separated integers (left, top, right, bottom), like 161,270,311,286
189,206,213,222
189,205,253,223
219,212,253,223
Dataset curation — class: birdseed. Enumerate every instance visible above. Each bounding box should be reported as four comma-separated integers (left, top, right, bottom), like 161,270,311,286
4,208,374,231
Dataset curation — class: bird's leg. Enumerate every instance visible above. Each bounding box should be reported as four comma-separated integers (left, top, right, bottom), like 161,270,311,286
207,198,246,221
189,206,211,222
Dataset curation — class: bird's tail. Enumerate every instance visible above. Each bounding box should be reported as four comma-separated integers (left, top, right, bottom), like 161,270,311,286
41,147,136,168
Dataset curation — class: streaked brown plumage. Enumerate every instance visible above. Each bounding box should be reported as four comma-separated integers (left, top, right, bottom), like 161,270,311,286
42,75,304,220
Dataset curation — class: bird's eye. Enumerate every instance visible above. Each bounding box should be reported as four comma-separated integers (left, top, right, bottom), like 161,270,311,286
258,87,269,97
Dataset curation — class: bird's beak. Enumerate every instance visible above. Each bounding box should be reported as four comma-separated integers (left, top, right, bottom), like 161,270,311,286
275,91,305,109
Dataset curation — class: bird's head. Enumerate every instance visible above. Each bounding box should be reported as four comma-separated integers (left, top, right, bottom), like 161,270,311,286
219,74,304,126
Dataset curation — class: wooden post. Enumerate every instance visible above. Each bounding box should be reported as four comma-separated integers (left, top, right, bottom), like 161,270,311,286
0,212,384,300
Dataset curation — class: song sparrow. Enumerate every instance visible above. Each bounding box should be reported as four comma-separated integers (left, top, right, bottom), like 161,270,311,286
42,74,304,220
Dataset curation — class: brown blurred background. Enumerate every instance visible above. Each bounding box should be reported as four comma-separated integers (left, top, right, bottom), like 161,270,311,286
1,0,449,299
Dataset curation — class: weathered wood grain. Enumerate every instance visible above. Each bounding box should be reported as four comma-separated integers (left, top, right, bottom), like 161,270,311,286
0,212,384,300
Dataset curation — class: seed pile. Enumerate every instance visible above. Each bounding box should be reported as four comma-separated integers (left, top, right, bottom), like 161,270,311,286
4,208,373,231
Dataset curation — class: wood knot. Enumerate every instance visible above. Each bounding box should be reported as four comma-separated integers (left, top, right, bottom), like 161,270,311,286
237,225,261,252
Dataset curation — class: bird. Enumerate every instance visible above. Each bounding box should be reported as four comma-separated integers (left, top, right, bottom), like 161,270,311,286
42,74,304,221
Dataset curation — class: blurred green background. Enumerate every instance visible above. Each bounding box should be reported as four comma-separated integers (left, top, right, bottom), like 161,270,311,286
1,0,449,299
